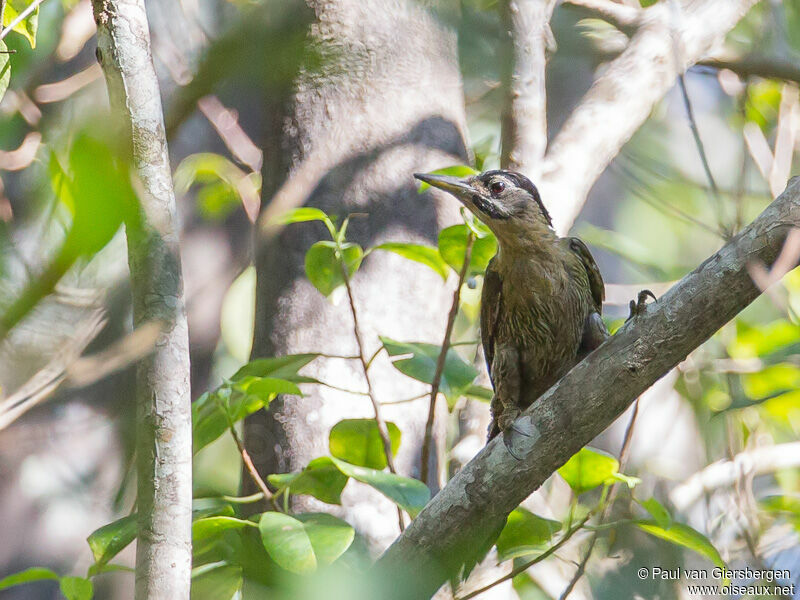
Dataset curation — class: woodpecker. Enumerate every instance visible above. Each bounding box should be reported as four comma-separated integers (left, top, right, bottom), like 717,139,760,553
415,169,614,457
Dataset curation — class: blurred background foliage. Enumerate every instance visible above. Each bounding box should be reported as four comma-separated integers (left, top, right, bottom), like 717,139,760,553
0,0,800,599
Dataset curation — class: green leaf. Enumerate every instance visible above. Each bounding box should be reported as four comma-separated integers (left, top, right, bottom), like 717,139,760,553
0,567,59,590
60,134,138,260
331,458,430,517
729,319,800,359
417,165,479,192
745,80,781,131
3,0,39,48
636,521,725,569
0,41,10,104
190,563,242,600
496,508,562,561
637,498,672,529
294,513,355,565
59,577,93,600
174,153,259,221
233,377,302,404
464,384,493,402
220,266,256,363
193,354,318,452
232,354,318,382
175,152,261,220
87,514,137,566
86,564,134,578
192,516,255,542
305,241,364,297
193,373,302,453
329,419,401,470
558,447,619,494
267,456,349,505
380,337,478,405
760,494,800,514
742,364,800,399
610,472,641,489
438,224,497,277
760,495,800,530
372,242,449,280
271,207,330,225
258,512,317,574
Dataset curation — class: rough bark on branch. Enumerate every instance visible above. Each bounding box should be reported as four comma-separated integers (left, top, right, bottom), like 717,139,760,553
92,0,193,598
375,178,800,600
541,0,760,233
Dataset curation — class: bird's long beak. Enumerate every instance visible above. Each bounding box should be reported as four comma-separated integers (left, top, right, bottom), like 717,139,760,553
413,173,474,199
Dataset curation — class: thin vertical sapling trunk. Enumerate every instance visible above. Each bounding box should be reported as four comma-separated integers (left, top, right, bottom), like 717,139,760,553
92,1,193,598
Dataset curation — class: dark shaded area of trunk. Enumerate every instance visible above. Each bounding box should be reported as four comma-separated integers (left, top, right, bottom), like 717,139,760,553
245,0,469,549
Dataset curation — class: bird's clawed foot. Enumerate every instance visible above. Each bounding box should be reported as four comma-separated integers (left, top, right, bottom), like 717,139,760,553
626,289,656,322
498,409,533,460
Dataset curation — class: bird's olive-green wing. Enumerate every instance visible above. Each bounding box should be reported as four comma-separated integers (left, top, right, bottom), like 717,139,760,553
567,237,604,313
480,258,503,377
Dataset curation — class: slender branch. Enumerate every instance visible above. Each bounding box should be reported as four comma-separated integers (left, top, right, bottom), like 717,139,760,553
500,0,557,176
92,0,193,597
670,441,800,511
381,392,429,405
698,54,800,86
457,512,594,600
375,179,800,600
316,352,363,360
0,310,105,429
559,399,640,600
420,233,474,486
227,423,280,512
192,492,265,505
677,74,730,238
339,260,405,532
365,346,384,370
0,0,45,41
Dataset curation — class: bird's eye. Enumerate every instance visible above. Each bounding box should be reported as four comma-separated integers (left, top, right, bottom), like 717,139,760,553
489,181,505,196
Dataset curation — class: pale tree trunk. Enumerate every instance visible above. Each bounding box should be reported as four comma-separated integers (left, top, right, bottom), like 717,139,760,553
92,1,193,599
500,0,556,176
247,0,468,549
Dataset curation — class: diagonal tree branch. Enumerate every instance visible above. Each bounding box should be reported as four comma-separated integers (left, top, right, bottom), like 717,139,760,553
541,0,761,233
670,441,800,511
698,53,800,85
375,177,800,600
92,0,193,598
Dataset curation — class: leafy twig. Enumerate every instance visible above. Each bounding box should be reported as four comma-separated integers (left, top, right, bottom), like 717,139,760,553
420,232,475,486
227,421,281,512
678,74,731,239
0,0,45,41
456,512,594,600
559,399,640,600
338,255,405,532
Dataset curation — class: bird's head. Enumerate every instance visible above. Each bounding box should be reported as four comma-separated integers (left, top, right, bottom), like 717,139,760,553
414,169,553,242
